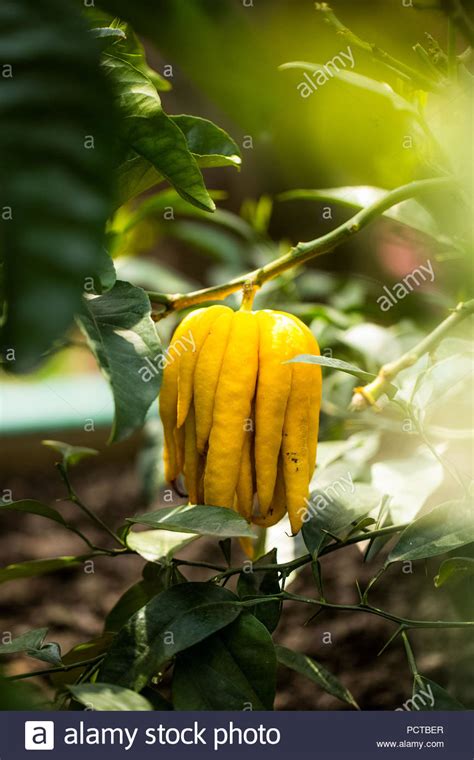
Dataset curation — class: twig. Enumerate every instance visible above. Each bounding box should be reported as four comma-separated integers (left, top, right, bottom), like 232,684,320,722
351,299,474,410
56,463,123,547
5,655,106,681
148,177,452,317
255,592,474,631
314,2,442,91
211,522,410,583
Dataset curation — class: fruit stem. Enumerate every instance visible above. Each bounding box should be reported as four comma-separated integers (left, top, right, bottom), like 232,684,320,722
240,282,258,311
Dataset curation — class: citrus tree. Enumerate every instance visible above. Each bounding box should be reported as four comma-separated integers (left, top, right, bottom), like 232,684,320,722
0,1,473,711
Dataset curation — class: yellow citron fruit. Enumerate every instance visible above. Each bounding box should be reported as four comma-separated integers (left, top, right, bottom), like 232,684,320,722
159,302,322,534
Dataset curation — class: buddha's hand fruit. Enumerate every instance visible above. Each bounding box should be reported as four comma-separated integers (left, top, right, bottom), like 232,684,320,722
159,304,322,534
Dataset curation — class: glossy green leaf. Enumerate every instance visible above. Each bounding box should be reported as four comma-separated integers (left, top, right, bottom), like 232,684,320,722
286,354,375,381
387,500,474,564
275,645,359,708
237,549,281,632
77,280,162,442
0,0,115,372
69,683,153,711
434,557,474,588
102,34,214,212
98,582,242,690
0,499,67,526
42,440,98,470
171,114,241,169
105,585,149,634
126,529,197,562
105,580,158,634
173,613,276,710
303,474,381,557
0,556,86,584
128,504,255,538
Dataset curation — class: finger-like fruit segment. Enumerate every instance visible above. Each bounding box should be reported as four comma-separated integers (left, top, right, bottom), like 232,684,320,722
177,305,229,429
255,311,294,515
184,404,200,505
204,311,259,508
159,312,202,481
285,314,322,479
235,427,254,520
281,357,311,535
253,456,287,527
194,309,233,454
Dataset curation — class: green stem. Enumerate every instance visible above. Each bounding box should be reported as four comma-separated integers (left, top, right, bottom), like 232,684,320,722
56,463,123,547
265,592,474,631
351,299,474,410
315,2,442,91
402,631,420,677
148,177,452,316
212,522,409,582
5,655,106,682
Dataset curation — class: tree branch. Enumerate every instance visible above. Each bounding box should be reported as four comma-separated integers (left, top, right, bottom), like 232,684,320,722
314,2,443,91
148,177,452,317
351,298,474,410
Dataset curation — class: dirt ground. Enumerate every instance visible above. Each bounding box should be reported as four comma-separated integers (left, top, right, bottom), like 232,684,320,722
1,454,473,710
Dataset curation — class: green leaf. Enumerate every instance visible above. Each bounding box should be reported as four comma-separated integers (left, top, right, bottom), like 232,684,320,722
98,582,242,690
434,557,474,588
275,645,358,709
0,0,115,372
171,115,241,169
69,683,153,711
42,440,98,470
105,583,151,633
237,549,281,632
412,676,465,710
105,572,164,634
278,186,443,242
172,613,276,710
371,451,444,524
0,556,85,584
387,500,474,564
280,62,417,115
0,628,62,667
286,354,376,381
102,35,214,211
303,475,381,557
128,504,255,538
0,499,67,527
126,529,197,562
77,280,162,442
0,628,48,655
